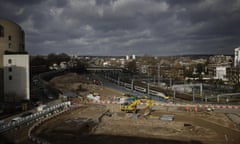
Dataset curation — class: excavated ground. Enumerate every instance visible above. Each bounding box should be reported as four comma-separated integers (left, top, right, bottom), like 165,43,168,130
31,103,240,144
33,73,240,144
2,73,240,144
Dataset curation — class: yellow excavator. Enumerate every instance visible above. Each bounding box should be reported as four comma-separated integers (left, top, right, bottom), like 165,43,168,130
120,98,154,114
142,99,154,116
120,99,141,113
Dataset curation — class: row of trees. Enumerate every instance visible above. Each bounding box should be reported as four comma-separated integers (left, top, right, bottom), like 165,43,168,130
30,53,89,75
31,53,71,66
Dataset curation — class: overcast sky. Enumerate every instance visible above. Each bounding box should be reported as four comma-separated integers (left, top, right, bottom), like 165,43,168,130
0,0,240,56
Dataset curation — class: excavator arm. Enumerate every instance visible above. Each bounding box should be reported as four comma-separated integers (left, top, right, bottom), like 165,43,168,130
143,99,154,116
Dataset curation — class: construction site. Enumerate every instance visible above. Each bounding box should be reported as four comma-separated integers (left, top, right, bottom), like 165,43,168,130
32,103,240,144
2,73,240,144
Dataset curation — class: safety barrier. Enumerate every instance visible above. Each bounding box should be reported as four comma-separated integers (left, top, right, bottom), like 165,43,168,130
28,104,82,144
90,100,240,110
0,101,71,134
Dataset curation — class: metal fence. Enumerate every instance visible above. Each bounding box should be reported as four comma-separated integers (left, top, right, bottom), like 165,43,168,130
0,101,71,133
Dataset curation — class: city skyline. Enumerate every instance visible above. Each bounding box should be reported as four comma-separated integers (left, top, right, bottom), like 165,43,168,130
0,0,240,56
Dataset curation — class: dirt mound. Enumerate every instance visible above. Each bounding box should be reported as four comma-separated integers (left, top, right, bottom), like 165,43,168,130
49,73,91,93
50,73,88,84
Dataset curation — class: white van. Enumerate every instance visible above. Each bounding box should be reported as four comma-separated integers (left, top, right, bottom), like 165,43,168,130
11,117,22,122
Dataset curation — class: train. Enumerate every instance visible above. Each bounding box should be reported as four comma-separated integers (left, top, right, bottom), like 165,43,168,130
107,77,169,100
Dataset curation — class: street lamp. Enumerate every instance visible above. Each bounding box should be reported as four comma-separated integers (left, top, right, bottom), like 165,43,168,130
118,75,120,85
158,63,160,86
148,67,150,97
173,88,176,104
131,79,134,91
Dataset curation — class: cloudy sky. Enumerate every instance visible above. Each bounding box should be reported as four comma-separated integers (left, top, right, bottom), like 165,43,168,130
0,0,240,56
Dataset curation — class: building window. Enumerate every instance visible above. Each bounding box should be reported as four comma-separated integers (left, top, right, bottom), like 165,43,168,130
8,67,12,72
8,59,12,64
0,25,4,37
8,43,12,48
9,75,12,80
22,44,25,50
8,35,12,40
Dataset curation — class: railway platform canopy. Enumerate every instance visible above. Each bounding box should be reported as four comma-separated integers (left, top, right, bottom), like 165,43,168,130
86,66,123,72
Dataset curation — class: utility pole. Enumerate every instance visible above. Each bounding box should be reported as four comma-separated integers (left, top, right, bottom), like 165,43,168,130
147,83,150,97
200,83,203,102
169,78,172,87
153,75,156,85
131,79,134,92
173,88,176,104
118,76,120,85
192,87,195,103
148,67,150,97
158,63,160,86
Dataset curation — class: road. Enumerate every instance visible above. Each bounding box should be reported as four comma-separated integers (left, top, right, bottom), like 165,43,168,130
0,101,70,134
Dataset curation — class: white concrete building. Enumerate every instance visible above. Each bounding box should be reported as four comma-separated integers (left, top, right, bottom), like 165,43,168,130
60,61,68,69
126,55,129,60
0,19,26,101
215,66,228,81
119,58,126,67
3,54,29,102
103,61,110,67
234,47,240,67
132,54,136,60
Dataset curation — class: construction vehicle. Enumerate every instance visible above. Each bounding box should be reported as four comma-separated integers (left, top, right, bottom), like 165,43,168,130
120,99,141,113
142,99,154,116
120,98,154,114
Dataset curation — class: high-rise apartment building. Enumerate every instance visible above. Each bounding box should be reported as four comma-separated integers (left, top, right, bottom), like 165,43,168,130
132,54,136,60
3,54,30,102
0,19,28,102
234,47,240,67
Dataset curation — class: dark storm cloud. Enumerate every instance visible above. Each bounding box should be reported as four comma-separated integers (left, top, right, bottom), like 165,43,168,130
166,0,204,5
0,0,239,56
0,0,44,6
95,0,117,5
